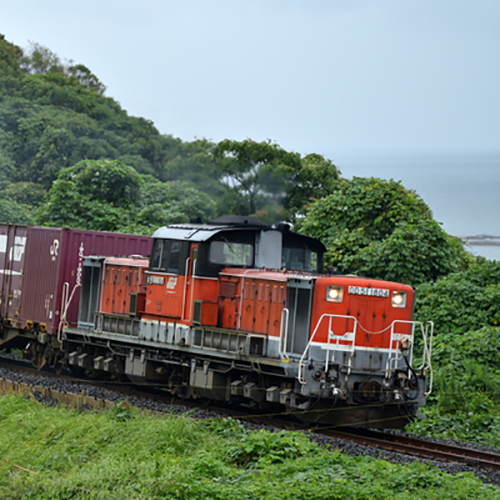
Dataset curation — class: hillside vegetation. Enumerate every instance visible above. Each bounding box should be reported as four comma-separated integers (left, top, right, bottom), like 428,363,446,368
1,34,500,464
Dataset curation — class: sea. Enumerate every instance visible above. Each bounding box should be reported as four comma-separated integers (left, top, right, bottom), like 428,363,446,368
330,152,500,262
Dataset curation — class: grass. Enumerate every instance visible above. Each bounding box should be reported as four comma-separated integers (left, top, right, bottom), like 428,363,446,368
0,395,499,499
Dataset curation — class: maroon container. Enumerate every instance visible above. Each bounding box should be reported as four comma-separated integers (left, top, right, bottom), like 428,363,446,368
16,227,153,334
0,224,29,325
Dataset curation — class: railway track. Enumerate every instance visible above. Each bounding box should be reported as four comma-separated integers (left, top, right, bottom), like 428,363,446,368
1,355,500,475
323,428,500,473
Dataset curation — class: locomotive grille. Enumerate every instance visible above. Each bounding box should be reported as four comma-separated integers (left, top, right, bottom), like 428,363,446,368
193,300,202,325
219,281,237,298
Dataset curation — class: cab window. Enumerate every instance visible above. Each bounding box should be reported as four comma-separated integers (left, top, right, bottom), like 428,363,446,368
210,240,253,266
149,239,189,274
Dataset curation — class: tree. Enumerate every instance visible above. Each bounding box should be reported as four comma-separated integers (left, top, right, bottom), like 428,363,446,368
20,42,106,94
37,160,218,234
0,198,34,224
66,159,143,207
0,181,46,206
135,176,217,231
37,160,142,231
298,176,470,284
283,153,340,221
212,139,301,222
21,42,64,75
0,34,23,77
67,64,106,94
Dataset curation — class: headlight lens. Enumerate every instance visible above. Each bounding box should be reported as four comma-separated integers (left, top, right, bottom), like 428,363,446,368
326,285,344,303
391,291,407,308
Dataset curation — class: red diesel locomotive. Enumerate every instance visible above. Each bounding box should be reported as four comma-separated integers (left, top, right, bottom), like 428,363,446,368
0,217,433,428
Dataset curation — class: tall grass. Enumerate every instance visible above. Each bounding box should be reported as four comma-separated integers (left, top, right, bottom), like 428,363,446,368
0,395,498,499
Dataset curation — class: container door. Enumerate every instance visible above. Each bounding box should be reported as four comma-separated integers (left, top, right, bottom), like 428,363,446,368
0,225,28,323
20,227,62,333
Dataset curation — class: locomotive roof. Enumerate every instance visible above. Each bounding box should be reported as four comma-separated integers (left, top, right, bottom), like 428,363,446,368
153,216,272,242
152,215,326,251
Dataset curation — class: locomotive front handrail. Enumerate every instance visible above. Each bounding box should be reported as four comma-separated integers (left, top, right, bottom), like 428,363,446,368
298,313,358,384
298,315,433,391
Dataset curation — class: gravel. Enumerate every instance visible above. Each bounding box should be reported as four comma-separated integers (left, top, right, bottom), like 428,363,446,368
1,360,500,485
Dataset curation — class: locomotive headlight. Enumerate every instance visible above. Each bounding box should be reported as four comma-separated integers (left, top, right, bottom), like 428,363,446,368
391,291,407,308
326,285,344,303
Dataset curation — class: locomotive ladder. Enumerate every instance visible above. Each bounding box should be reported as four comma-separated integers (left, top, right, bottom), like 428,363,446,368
298,314,357,385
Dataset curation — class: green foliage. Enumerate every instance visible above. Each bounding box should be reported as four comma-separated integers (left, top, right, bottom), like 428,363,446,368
0,35,24,77
283,153,340,221
213,139,302,223
0,181,47,206
225,429,317,466
0,181,44,224
415,259,500,336
408,327,500,446
62,159,142,207
0,198,34,224
1,397,498,499
298,177,470,284
20,42,106,95
37,160,217,234
37,160,139,231
0,36,177,189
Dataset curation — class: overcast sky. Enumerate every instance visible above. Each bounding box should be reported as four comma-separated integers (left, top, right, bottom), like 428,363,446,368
2,1,500,254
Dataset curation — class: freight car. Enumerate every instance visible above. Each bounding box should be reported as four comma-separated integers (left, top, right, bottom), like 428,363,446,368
0,224,152,368
0,217,433,428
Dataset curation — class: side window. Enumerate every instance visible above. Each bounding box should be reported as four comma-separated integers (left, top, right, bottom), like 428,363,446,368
282,247,319,272
150,240,163,269
167,241,183,273
307,251,318,272
283,248,305,270
209,241,253,266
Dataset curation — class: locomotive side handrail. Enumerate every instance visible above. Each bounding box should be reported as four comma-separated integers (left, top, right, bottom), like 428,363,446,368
181,256,190,321
279,307,290,362
385,319,415,377
422,321,434,395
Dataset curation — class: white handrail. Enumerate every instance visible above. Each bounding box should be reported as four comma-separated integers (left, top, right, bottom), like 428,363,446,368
57,281,81,342
181,257,190,321
298,313,357,384
279,308,290,362
298,315,432,393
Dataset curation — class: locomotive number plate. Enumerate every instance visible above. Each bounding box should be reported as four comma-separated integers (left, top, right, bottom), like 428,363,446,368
348,286,389,298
